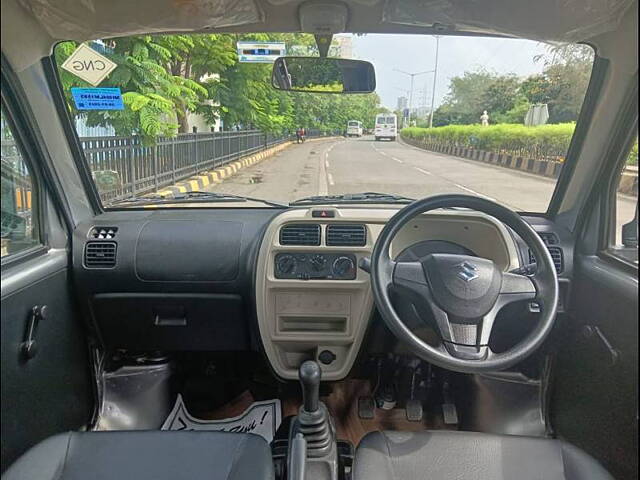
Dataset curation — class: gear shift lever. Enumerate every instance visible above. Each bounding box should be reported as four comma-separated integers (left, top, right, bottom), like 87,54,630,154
299,360,321,413
289,360,338,480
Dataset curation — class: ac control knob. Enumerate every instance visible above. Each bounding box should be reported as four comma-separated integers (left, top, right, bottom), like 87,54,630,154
332,256,355,278
276,254,297,275
310,254,327,271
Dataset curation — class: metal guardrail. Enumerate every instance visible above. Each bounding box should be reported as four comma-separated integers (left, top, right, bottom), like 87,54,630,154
81,130,291,203
81,129,338,204
2,129,341,207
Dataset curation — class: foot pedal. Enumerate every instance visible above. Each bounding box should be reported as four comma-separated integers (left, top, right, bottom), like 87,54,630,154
442,403,459,425
405,399,423,422
358,396,375,419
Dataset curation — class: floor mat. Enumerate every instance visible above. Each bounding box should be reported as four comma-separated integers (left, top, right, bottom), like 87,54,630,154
162,394,281,443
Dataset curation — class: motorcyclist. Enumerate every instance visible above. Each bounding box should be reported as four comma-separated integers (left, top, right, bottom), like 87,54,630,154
296,127,306,143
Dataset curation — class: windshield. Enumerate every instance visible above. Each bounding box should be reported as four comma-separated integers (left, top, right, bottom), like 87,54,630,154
53,34,595,211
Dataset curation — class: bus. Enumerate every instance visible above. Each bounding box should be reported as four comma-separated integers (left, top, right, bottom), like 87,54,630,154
374,113,397,141
346,120,363,137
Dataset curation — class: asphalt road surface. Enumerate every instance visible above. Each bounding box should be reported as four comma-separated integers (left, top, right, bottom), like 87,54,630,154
207,135,636,235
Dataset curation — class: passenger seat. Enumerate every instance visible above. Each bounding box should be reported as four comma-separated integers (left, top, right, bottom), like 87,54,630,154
2,430,274,480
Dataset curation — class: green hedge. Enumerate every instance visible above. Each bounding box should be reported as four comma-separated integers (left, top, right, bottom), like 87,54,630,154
628,141,638,166
402,123,576,161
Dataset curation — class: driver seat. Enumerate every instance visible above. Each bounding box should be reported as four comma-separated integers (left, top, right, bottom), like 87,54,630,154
354,430,613,480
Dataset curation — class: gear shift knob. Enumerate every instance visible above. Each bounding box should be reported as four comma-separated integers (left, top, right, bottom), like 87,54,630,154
299,360,321,413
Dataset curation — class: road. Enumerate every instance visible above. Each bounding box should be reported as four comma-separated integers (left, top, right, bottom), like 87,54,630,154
207,136,636,234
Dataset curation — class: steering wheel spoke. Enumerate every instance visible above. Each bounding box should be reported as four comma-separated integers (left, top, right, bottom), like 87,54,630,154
500,272,537,303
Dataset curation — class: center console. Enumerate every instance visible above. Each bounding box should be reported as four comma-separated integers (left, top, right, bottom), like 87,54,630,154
255,207,520,381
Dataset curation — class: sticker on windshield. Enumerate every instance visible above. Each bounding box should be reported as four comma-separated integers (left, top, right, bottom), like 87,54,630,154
71,87,124,111
60,43,117,86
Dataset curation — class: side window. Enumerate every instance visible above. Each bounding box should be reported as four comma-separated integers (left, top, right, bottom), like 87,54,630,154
1,105,41,258
609,136,638,265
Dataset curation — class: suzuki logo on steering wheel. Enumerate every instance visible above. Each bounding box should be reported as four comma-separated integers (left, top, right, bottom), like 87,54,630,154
455,261,480,282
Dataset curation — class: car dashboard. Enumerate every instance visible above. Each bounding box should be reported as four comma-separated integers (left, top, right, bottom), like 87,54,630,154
73,205,572,381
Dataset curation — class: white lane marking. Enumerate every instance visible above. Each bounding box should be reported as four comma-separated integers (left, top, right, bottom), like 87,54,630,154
392,157,403,163
454,183,497,202
327,173,335,186
318,144,332,195
325,160,330,168
414,167,432,175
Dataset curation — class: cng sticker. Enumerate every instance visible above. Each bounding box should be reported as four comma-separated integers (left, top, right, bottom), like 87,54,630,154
60,44,117,86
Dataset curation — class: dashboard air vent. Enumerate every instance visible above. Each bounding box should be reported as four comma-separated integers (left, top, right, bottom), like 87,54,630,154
538,232,559,245
326,224,367,247
280,224,321,246
90,227,118,239
529,247,563,274
85,241,117,268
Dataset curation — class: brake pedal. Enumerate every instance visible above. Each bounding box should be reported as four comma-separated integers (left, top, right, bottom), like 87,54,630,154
442,402,459,425
358,396,375,419
441,378,459,425
405,399,423,422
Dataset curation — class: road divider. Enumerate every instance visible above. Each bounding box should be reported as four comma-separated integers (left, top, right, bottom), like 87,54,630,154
401,134,638,197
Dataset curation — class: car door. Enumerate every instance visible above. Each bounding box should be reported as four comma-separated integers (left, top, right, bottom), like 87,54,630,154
1,63,93,472
549,123,638,479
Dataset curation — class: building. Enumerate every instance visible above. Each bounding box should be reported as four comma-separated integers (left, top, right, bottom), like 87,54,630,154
413,106,431,120
187,73,223,132
397,96,408,111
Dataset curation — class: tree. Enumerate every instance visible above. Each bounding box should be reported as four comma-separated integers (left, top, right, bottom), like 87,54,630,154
480,75,520,116
56,38,209,142
436,70,518,125
56,33,384,139
521,44,594,123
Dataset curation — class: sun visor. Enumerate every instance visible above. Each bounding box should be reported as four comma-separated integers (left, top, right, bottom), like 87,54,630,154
17,0,264,41
382,0,635,43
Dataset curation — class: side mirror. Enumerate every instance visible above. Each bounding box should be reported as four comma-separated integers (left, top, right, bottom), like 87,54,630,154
1,211,26,240
271,57,376,94
92,170,122,192
621,204,638,248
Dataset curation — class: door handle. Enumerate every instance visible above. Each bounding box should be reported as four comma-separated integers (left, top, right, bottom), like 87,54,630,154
21,305,47,360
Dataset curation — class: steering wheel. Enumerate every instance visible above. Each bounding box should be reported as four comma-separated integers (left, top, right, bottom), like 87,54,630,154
368,194,558,373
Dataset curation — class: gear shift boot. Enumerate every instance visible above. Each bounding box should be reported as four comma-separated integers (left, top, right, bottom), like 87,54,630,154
287,360,338,479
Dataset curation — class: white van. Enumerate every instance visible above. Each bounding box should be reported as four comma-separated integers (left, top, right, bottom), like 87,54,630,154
374,113,397,141
346,120,363,137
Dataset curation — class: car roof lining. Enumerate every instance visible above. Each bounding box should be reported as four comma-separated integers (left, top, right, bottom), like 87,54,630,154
13,0,637,42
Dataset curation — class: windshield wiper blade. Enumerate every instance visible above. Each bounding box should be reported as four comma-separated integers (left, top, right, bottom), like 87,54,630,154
109,191,286,208
290,192,415,205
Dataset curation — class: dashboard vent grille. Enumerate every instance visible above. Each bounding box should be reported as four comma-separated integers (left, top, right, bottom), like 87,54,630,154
538,232,559,245
326,224,367,247
90,227,118,240
529,247,563,274
280,224,321,246
85,241,117,268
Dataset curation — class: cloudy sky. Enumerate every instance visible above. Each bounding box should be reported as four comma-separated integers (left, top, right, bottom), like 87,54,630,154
350,34,551,111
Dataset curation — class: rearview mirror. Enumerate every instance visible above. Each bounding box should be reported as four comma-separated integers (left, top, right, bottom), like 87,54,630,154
271,57,376,94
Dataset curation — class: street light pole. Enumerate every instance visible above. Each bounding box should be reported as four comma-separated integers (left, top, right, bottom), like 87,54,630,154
429,36,441,128
394,68,433,127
